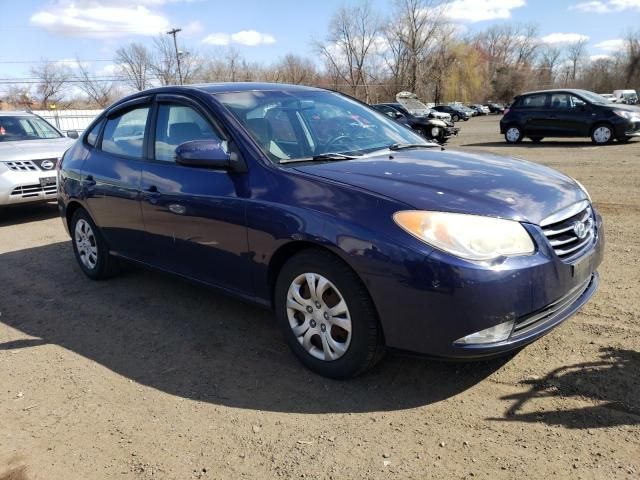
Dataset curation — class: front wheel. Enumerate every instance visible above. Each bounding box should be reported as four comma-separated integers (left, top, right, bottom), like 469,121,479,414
452,114,459,122
274,249,384,378
71,208,119,280
529,137,544,143
504,126,523,144
591,124,614,145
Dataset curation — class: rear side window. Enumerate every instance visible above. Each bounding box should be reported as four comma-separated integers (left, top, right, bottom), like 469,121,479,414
101,107,149,159
519,94,547,108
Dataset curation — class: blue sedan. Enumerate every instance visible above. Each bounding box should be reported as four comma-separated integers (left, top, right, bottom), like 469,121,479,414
58,83,603,378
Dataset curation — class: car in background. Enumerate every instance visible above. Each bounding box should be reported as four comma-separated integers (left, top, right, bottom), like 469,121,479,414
456,104,478,117
1,111,76,206
500,88,640,145
395,91,452,121
372,103,460,143
433,104,470,122
599,93,616,103
613,89,638,105
484,103,506,114
468,104,490,115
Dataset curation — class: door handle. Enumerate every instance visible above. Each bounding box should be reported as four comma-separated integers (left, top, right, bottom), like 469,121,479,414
84,175,96,186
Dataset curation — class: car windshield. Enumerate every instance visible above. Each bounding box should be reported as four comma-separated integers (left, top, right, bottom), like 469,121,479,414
575,90,610,105
215,90,429,163
0,115,62,142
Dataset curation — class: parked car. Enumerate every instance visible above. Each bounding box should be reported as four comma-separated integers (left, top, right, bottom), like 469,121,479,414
484,103,506,114
0,111,76,206
452,103,478,117
501,88,640,144
394,92,451,121
598,93,616,103
372,103,460,143
613,89,638,105
59,83,603,378
433,105,470,122
468,104,490,115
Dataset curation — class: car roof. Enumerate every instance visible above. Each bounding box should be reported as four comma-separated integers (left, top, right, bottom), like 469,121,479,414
0,110,35,117
518,88,593,97
154,82,324,95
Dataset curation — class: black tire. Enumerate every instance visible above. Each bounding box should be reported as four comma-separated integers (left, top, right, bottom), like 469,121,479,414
530,137,544,143
590,124,614,145
617,136,631,143
452,114,459,122
70,208,119,280
463,117,469,121
504,125,523,144
274,249,384,378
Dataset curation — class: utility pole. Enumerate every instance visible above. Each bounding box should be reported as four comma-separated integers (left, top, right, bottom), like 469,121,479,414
166,27,183,85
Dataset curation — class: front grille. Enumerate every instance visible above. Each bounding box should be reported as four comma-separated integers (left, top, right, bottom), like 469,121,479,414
513,275,593,335
540,201,595,259
10,183,57,198
4,160,39,171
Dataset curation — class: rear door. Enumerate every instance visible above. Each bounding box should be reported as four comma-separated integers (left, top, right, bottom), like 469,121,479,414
83,97,151,260
518,93,551,136
139,94,252,294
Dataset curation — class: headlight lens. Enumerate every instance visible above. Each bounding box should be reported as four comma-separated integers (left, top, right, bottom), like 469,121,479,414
613,110,640,121
573,178,591,202
393,211,535,261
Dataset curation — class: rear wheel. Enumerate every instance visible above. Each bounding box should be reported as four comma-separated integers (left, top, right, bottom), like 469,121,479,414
591,124,614,145
504,126,523,144
529,136,544,143
71,208,119,280
617,136,631,143
274,249,384,378
452,114,459,122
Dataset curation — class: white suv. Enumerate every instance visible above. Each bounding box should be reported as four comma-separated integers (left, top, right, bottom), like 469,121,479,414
0,111,76,206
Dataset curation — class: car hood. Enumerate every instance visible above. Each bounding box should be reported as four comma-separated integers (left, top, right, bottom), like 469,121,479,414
0,137,75,161
293,149,585,225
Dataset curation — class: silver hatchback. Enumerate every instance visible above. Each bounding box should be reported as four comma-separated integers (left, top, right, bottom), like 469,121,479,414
0,111,76,206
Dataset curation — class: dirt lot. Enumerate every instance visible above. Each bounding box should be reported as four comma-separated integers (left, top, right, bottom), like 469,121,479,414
1,116,639,480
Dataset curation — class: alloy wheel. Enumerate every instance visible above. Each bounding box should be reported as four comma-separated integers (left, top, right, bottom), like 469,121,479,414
74,218,98,270
286,273,352,361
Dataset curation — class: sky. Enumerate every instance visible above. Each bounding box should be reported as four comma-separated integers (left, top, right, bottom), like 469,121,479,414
1,0,639,82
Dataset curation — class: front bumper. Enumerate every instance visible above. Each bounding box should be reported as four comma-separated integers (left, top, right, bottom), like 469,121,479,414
0,167,58,206
361,212,604,359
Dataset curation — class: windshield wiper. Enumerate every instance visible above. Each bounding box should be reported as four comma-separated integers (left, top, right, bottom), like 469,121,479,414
279,152,361,164
387,143,440,151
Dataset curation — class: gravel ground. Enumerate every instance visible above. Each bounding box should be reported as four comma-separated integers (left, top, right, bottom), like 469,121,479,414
1,116,639,480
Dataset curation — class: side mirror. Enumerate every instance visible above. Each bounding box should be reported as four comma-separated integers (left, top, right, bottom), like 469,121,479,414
394,112,404,119
175,140,231,169
66,130,79,139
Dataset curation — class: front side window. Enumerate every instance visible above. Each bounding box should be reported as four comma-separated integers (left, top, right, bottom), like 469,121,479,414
154,104,223,162
216,90,427,163
101,107,149,159
0,115,62,142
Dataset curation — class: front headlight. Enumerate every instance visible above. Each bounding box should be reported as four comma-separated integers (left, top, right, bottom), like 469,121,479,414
613,110,640,121
573,178,591,202
393,211,535,261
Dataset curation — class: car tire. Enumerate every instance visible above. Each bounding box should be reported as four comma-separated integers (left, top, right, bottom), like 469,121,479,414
463,117,469,122
71,208,119,280
504,126,523,144
591,124,614,145
617,136,631,143
529,137,544,143
274,249,384,379
452,114,459,122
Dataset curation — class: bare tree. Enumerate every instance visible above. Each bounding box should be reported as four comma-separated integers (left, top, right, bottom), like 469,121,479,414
271,54,318,85
316,0,381,101
623,30,640,88
566,39,587,84
115,43,153,91
388,0,445,93
30,61,70,108
75,58,113,107
2,85,34,109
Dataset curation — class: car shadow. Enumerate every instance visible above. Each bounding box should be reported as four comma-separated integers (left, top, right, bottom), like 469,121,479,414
0,203,59,227
0,242,507,414
488,347,640,429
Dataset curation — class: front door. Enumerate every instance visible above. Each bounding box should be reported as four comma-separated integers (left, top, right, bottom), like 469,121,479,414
139,96,252,295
